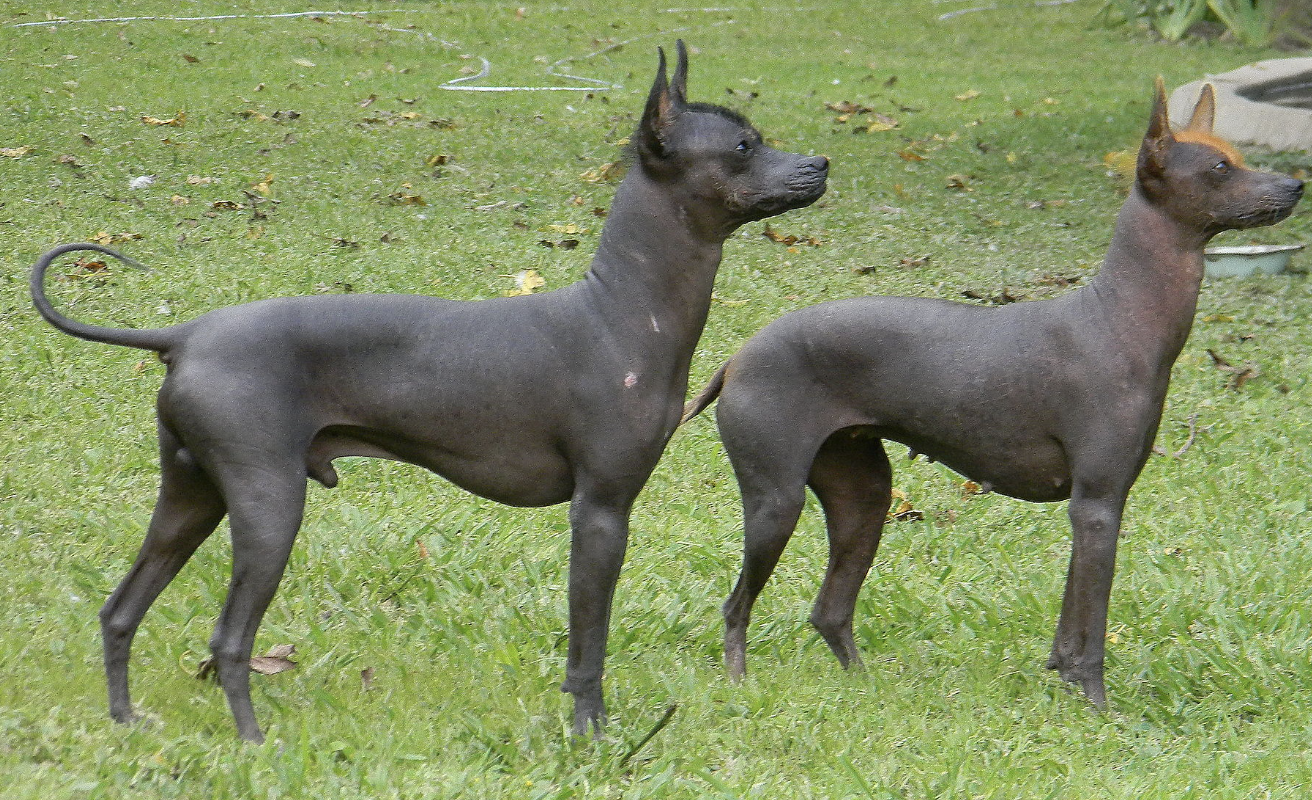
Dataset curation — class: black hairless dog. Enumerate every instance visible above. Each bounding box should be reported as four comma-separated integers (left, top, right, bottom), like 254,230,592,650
682,79,1300,707
32,42,827,741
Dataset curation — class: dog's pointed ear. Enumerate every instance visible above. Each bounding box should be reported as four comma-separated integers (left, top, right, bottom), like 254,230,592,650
670,39,689,109
1184,83,1216,133
1137,76,1176,183
635,43,687,163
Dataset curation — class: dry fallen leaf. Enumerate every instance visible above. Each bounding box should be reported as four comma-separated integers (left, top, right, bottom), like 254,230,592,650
64,258,109,280
90,231,142,245
825,100,875,116
1,145,34,158
249,644,297,675
955,89,981,101
1036,273,1081,288
141,112,185,127
887,489,924,522
580,161,623,183
196,644,297,680
864,116,898,133
761,225,822,248
251,174,274,196
1104,149,1137,182
387,191,425,206
962,287,1024,305
505,269,545,296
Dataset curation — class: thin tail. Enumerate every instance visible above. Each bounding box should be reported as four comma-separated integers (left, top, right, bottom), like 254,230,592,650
31,243,178,352
680,361,730,424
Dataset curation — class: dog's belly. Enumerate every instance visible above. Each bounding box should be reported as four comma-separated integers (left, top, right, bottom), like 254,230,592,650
308,425,575,508
884,428,1073,503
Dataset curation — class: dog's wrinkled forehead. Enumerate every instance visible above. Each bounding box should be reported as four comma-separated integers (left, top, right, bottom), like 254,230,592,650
682,102,762,140
686,102,753,130
1172,130,1245,166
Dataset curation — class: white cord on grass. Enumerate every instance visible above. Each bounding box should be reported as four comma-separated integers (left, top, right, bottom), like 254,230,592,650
8,9,736,93
8,10,390,27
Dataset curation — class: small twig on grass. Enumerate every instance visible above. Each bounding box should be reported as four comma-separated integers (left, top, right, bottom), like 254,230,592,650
1152,413,1203,458
618,703,678,768
1206,348,1260,390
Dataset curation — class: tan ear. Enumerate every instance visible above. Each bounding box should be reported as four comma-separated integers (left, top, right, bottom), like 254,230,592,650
1184,83,1216,133
1147,76,1173,140
1137,76,1175,181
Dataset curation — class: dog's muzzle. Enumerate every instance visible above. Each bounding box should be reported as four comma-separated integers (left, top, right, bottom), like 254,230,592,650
786,156,829,202
1240,176,1304,227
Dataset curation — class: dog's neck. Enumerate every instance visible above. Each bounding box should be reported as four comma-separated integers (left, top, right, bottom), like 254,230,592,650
579,167,727,349
1084,184,1209,372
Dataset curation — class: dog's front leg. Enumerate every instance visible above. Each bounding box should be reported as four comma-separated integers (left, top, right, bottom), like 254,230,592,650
561,486,635,738
1047,482,1130,708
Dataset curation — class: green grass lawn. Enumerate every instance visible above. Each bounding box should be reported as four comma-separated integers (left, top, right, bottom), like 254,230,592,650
3,1,1312,797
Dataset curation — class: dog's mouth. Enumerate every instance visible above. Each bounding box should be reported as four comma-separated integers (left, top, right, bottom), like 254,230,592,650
1233,198,1301,229
779,167,830,208
1231,179,1304,229
784,177,828,208
727,155,828,221
731,180,827,220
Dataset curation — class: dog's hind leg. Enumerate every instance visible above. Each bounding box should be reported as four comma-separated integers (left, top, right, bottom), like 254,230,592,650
806,431,893,671
101,427,227,727
205,456,308,743
720,430,815,680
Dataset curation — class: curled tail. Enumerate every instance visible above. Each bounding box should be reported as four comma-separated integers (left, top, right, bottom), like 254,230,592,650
680,361,730,424
31,243,178,352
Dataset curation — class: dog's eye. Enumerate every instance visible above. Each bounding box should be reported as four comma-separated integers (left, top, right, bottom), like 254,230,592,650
1212,160,1230,174
736,140,752,154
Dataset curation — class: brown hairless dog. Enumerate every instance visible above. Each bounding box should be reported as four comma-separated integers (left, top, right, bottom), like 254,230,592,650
683,79,1301,707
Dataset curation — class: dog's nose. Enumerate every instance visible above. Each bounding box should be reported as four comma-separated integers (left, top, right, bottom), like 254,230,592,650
810,155,830,172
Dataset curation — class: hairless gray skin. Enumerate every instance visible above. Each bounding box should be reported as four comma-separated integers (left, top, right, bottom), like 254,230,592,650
31,41,827,742
682,79,1301,707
